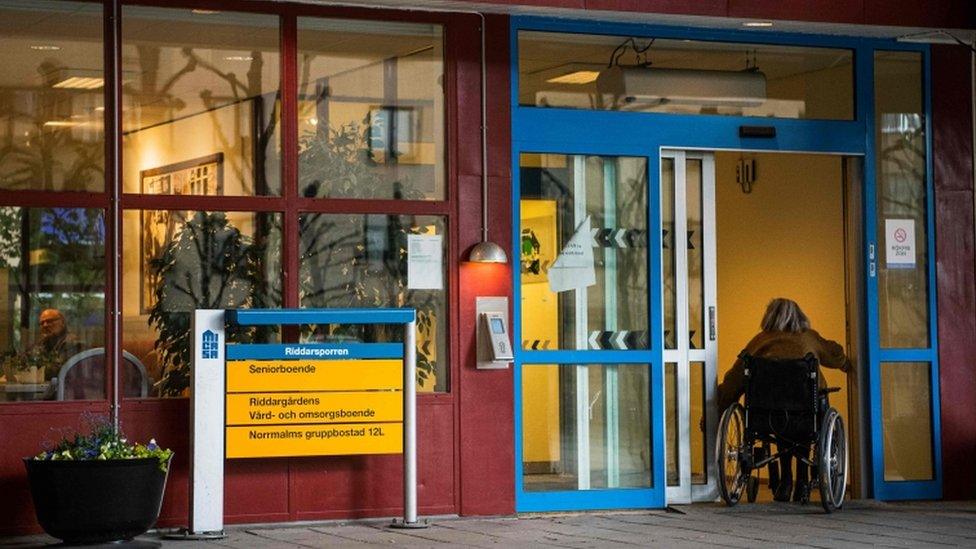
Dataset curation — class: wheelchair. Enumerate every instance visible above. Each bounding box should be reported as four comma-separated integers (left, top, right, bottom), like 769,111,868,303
715,353,849,513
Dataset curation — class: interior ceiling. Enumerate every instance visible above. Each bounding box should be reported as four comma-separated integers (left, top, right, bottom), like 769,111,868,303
518,33,853,84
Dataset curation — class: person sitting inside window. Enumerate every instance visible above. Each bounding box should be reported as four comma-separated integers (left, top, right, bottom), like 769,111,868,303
30,308,87,382
717,297,851,503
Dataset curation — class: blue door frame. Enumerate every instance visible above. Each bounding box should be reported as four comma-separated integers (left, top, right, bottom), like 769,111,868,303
510,15,941,511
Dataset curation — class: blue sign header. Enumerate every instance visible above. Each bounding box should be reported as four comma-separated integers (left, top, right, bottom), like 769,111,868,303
226,343,404,360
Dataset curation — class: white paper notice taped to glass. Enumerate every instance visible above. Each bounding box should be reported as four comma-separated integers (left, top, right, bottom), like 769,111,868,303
548,215,596,293
885,218,916,269
407,234,443,289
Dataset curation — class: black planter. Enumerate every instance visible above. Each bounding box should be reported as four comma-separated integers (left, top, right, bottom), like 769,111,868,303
24,457,170,544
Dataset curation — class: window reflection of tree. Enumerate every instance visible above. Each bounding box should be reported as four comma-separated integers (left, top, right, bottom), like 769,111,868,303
297,121,445,391
878,113,928,348
128,44,278,195
298,211,445,391
0,208,104,352
148,211,279,397
0,79,103,191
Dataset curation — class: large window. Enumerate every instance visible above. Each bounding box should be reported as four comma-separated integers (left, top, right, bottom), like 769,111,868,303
113,9,450,398
298,18,444,200
0,0,105,193
296,18,449,392
122,8,281,196
119,7,285,398
0,5,448,404
299,214,447,392
122,210,282,397
519,31,854,120
0,0,106,403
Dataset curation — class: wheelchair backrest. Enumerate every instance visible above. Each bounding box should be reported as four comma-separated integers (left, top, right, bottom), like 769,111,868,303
743,353,819,413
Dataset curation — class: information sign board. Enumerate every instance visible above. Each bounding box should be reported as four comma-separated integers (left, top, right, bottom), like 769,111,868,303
224,345,404,459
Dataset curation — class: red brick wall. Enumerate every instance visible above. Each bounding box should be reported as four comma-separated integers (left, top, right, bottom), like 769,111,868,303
932,44,976,500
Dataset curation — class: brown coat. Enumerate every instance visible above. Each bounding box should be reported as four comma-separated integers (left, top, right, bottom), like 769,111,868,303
717,329,850,412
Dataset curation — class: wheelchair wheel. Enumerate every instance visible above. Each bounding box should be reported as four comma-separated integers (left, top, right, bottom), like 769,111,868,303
716,403,748,506
817,407,848,513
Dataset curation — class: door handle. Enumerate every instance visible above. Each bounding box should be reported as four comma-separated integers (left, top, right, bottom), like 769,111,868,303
708,306,716,341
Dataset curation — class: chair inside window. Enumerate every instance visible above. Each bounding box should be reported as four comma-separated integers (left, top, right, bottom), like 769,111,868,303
53,348,151,401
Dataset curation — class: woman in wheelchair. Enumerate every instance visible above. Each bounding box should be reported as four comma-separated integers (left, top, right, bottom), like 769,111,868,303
716,298,851,509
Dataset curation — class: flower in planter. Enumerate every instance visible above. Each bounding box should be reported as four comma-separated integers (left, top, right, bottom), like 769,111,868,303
34,416,173,472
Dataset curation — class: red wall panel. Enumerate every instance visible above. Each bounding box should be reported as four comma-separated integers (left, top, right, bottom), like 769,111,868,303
586,0,725,17
288,401,456,521
931,44,976,500
116,398,458,530
455,13,516,518
863,0,976,29
728,0,863,25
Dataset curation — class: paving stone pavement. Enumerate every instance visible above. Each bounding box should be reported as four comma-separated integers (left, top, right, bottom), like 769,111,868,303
4,500,976,548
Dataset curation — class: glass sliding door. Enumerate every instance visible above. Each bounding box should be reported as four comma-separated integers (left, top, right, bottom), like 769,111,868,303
661,150,718,504
517,152,656,510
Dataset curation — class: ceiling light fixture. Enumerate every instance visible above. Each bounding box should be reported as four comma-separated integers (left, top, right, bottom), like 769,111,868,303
546,70,601,85
596,38,766,109
743,21,774,28
30,45,61,51
52,76,104,90
43,121,83,128
223,55,253,62
597,66,766,108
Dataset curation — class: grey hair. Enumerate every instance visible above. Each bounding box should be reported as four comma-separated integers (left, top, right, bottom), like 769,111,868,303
760,298,810,333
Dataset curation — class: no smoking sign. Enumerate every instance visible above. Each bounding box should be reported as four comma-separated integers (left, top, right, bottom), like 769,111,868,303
885,219,915,268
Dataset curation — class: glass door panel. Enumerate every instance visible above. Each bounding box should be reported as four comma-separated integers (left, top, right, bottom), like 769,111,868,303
881,362,934,481
869,50,941,499
519,153,648,352
662,150,717,504
518,152,654,510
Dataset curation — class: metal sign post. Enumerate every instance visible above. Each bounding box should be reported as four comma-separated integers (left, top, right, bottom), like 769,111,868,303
182,308,426,537
391,318,427,528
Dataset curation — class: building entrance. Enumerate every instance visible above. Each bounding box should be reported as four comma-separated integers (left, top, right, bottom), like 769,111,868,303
663,149,863,505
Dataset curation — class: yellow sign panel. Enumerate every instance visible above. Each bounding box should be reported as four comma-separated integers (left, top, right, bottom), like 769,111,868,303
226,359,402,393
226,391,402,426
226,423,402,458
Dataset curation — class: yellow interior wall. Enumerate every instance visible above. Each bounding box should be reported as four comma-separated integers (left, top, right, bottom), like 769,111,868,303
714,152,850,426
520,199,561,464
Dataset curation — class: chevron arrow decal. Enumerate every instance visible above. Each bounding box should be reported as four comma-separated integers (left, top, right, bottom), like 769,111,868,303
590,228,648,248
587,330,648,350
522,339,551,350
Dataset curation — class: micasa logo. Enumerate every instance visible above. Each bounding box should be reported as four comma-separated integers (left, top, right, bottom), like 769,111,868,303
202,330,219,360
